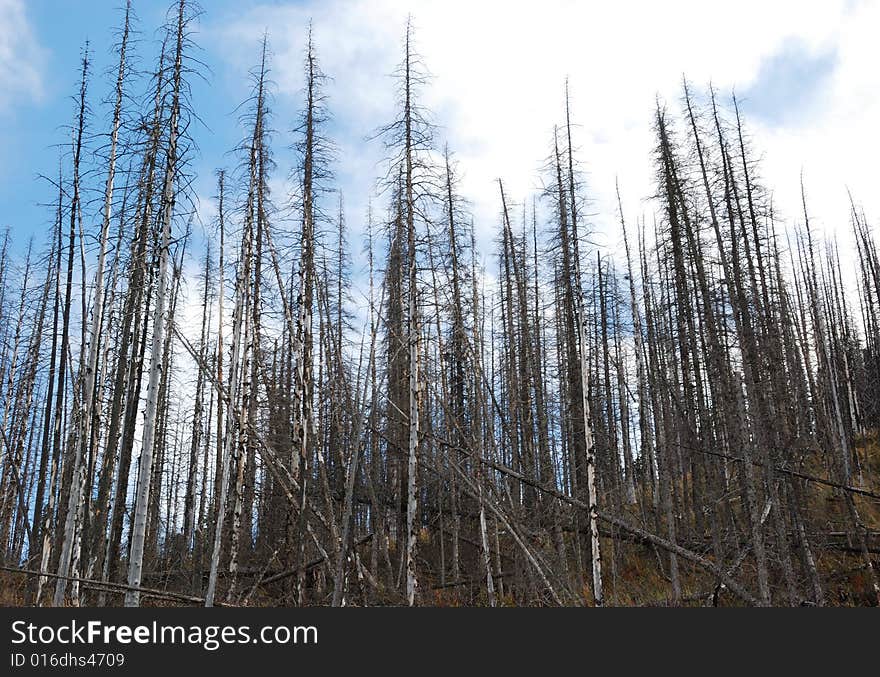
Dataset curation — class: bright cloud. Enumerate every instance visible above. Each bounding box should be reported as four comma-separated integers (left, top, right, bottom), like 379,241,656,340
0,0,46,112
204,0,879,268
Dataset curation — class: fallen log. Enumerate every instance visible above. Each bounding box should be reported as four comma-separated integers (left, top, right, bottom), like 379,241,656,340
259,533,374,586
0,566,231,607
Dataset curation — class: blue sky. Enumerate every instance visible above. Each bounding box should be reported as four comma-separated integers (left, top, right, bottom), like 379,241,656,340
0,0,264,253
2,0,879,275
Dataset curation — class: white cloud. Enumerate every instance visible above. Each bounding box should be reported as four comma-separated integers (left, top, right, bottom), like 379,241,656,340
0,0,46,112
753,0,880,252
204,0,879,277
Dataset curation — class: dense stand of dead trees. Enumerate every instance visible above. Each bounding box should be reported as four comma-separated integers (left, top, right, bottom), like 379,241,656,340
0,2,878,608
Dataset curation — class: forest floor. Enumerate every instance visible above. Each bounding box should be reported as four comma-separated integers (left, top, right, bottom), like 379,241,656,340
597,432,880,607
2,435,878,607
430,433,880,607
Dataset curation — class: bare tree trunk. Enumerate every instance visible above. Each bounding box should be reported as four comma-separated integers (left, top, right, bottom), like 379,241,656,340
125,0,186,607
